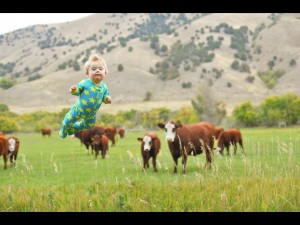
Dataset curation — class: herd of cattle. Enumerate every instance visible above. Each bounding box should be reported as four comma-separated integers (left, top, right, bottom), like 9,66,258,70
0,121,244,174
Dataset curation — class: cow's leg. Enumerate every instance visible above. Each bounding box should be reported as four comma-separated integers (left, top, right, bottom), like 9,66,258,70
233,143,237,155
101,148,105,159
13,153,17,167
12,157,16,167
91,145,94,155
209,137,214,156
9,154,13,166
3,155,7,169
182,153,187,175
142,157,148,172
85,144,89,155
152,156,157,172
112,137,115,147
226,145,230,155
204,145,212,170
219,147,224,156
239,140,245,155
95,148,99,160
144,155,149,168
144,155,147,169
173,157,178,173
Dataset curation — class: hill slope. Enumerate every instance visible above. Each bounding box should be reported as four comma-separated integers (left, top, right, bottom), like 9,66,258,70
0,13,299,115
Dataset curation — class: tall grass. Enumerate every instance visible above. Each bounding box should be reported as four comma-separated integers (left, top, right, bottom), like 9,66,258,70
0,128,299,211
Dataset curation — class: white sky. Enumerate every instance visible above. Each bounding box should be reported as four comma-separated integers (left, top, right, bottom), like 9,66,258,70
0,13,94,35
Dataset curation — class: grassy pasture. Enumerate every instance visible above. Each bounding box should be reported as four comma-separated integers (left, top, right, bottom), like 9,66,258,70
0,127,299,212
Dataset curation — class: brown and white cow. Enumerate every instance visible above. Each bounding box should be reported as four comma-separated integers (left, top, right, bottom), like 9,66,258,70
216,129,245,156
41,128,51,137
117,127,126,139
7,136,20,167
0,136,8,169
158,121,214,174
91,134,109,159
137,132,161,172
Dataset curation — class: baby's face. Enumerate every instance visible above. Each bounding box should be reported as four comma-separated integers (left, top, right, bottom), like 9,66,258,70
87,62,107,84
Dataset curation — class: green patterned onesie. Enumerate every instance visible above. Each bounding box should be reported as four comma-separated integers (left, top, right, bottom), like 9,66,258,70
59,78,111,138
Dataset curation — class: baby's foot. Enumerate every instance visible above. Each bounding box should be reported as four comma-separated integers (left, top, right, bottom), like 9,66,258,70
59,127,67,139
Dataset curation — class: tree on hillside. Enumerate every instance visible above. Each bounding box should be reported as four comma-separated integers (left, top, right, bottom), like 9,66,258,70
0,103,9,112
259,93,300,126
0,116,18,133
175,106,198,124
233,101,260,127
191,85,226,125
0,78,17,89
117,64,124,72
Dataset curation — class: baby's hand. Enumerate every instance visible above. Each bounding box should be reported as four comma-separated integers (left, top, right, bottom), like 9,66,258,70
106,97,112,104
69,85,76,93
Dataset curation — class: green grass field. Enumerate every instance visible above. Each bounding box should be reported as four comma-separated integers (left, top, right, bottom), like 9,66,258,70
0,127,299,211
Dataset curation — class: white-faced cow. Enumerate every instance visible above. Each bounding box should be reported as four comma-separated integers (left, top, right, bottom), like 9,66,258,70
7,136,20,167
137,132,161,172
158,121,215,174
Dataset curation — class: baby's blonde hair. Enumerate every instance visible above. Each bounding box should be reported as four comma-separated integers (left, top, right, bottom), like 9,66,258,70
84,54,108,75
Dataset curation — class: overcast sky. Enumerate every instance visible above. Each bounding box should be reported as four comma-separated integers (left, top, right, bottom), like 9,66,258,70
0,13,94,35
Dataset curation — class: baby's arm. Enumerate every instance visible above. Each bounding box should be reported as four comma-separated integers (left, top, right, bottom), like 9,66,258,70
102,85,111,104
103,90,112,104
70,83,83,96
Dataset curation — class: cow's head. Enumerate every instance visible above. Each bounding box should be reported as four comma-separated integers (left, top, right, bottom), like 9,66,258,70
158,121,181,142
92,134,102,146
8,138,16,152
137,135,157,151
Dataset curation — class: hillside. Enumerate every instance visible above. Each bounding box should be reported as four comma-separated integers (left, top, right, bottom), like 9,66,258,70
0,13,300,115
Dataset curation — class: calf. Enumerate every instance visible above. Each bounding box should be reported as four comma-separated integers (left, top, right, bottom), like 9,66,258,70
137,132,161,172
7,136,20,167
74,126,106,155
158,121,214,174
91,134,109,159
41,128,51,137
74,129,93,154
0,136,8,169
104,126,117,147
216,129,245,155
118,127,126,139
